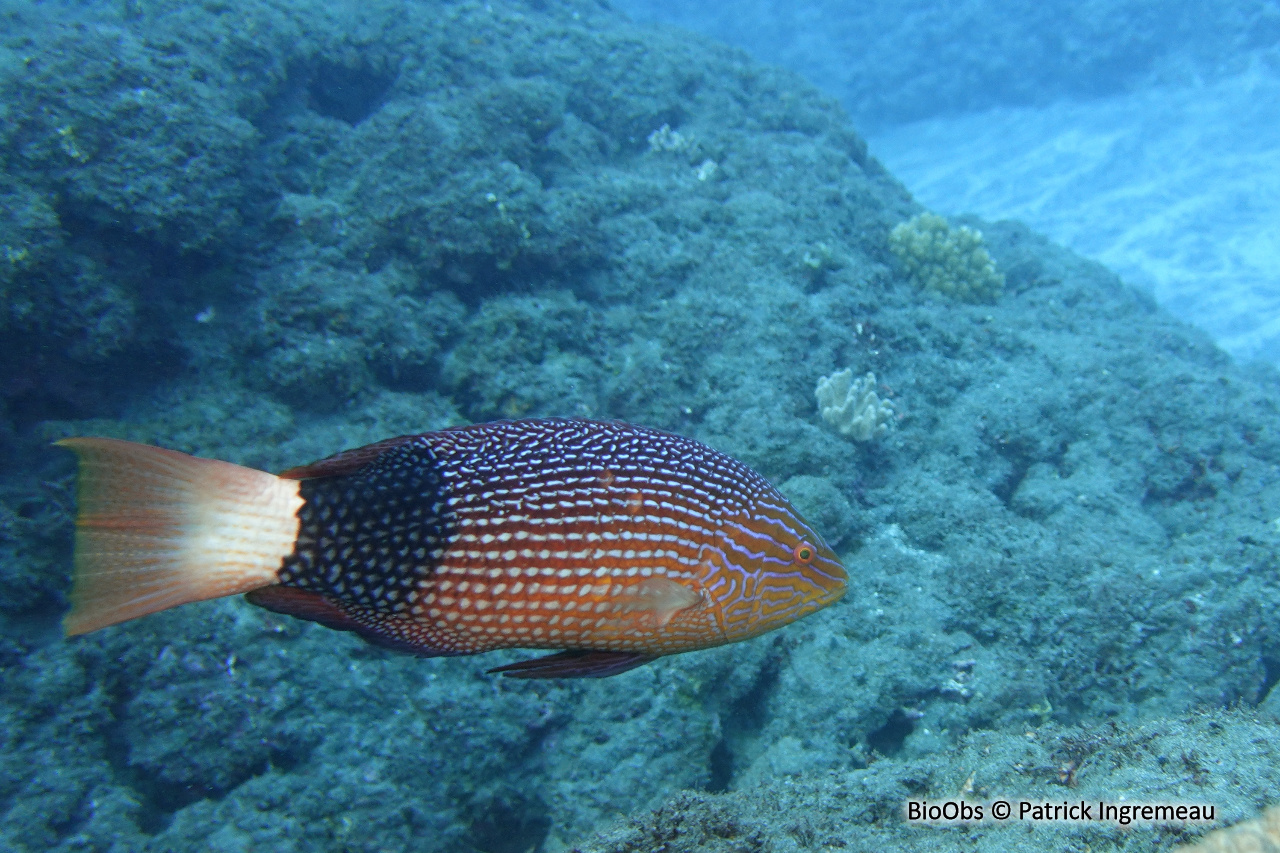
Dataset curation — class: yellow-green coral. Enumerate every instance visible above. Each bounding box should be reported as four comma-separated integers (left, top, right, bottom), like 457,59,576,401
889,212,1003,302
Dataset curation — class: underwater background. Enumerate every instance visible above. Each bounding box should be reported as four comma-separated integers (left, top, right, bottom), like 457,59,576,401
2,0,1280,851
627,0,1280,367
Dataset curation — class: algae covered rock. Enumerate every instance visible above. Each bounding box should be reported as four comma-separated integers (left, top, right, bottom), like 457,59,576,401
4,1,1280,852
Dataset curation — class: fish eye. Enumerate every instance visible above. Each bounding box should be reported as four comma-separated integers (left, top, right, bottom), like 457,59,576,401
792,544,814,563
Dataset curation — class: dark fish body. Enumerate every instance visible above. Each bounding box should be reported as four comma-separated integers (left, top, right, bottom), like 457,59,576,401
58,419,846,678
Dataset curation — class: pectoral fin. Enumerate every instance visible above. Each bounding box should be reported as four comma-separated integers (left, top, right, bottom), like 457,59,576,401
617,577,701,628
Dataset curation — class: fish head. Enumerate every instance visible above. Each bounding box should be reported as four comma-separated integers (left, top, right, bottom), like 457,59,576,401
708,495,847,642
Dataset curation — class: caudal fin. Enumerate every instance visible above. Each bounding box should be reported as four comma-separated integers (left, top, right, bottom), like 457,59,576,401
57,437,304,636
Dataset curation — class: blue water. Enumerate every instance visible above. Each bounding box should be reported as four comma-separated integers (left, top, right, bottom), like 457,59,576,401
621,0,1280,365
4,1,1280,851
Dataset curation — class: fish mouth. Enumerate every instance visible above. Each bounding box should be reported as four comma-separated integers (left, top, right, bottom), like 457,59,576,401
819,554,848,599
809,557,847,608
804,533,847,602
768,550,848,628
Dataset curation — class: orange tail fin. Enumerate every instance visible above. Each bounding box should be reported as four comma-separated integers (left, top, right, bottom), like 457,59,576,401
56,438,304,636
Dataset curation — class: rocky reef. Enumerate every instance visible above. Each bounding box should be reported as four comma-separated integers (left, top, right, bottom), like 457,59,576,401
3,1,1280,851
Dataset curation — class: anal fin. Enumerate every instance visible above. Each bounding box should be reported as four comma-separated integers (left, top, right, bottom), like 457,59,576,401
245,586,460,658
245,586,362,633
487,650,656,679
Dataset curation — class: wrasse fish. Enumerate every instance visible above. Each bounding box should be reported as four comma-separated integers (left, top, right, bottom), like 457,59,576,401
57,419,846,678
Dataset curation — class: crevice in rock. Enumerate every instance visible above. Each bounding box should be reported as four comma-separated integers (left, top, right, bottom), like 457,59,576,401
867,708,915,756
307,58,397,125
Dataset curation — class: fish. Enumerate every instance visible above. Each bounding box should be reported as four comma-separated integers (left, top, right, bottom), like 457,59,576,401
56,418,846,678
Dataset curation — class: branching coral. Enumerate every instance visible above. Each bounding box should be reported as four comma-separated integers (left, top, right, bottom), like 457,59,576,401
815,369,894,441
889,212,1004,302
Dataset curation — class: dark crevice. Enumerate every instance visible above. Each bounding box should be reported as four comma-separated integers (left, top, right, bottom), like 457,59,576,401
431,252,581,308
0,208,219,429
867,708,915,756
307,58,397,125
98,674,313,836
707,738,734,793
991,455,1032,505
1258,656,1280,704
990,439,1067,506
463,787,551,853
117,742,308,835
1,338,184,430
1143,455,1220,505
704,651,784,793
100,703,195,835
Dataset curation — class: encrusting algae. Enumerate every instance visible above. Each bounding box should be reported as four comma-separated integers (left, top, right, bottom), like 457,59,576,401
1175,805,1280,853
58,418,846,678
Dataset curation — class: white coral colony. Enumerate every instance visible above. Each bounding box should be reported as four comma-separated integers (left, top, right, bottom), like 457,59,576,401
815,369,895,441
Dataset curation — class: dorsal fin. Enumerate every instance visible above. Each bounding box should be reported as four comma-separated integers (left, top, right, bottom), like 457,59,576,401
277,435,422,479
